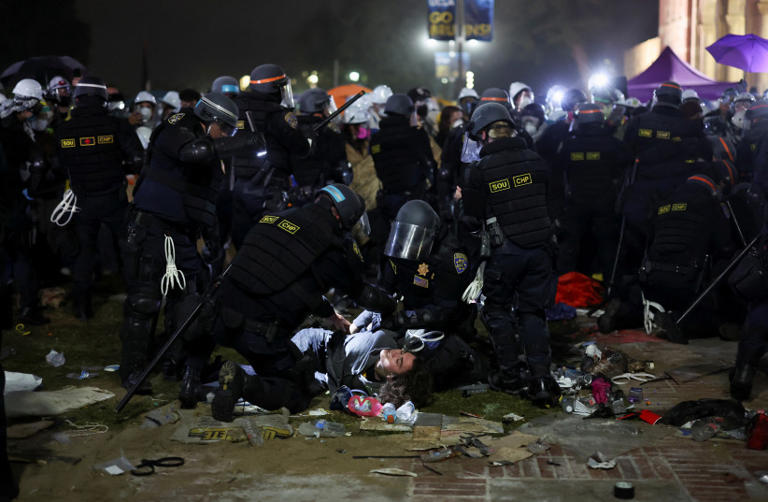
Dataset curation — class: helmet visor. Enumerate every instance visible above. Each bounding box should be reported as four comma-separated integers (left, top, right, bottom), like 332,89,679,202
383,221,436,260
280,80,295,109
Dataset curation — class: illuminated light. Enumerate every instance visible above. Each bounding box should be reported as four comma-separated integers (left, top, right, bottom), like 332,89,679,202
257,149,267,158
465,71,475,89
239,75,250,91
423,36,438,48
449,51,456,57
441,77,449,84
552,89,565,105
348,71,360,82
307,74,319,85
467,39,479,47
588,72,610,90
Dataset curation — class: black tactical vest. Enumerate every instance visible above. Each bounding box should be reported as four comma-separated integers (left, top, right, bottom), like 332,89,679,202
231,93,289,183
649,183,713,267
229,203,339,295
139,112,220,228
292,115,345,187
475,137,551,248
371,116,429,193
563,129,621,204
55,106,124,195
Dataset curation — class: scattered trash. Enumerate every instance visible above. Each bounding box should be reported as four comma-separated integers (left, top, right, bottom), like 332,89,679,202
487,431,539,465
66,369,99,380
628,387,644,404
459,383,489,397
421,447,459,463
5,386,114,418
381,402,397,423
638,409,662,425
758,473,768,485
298,420,345,438
347,396,383,417
103,364,120,373
45,349,65,367
747,412,768,450
460,411,484,419
502,412,525,423
660,399,746,427
63,419,109,437
587,451,616,470
130,456,184,476
614,481,635,499
370,468,418,477
526,439,551,455
4,371,42,393
308,408,329,416
93,454,135,476
396,401,418,425
51,432,71,444
591,377,612,404
141,405,180,429
336,449,346,454
171,412,290,445
15,323,31,336
7,420,54,439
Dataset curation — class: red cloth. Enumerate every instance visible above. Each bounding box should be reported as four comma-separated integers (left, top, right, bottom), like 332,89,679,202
555,272,604,308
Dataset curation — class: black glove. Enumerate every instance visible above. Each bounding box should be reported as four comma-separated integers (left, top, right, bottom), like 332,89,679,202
213,131,265,157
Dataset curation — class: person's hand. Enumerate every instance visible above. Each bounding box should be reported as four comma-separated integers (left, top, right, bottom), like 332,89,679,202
329,312,351,334
349,322,359,334
128,112,143,126
453,186,463,201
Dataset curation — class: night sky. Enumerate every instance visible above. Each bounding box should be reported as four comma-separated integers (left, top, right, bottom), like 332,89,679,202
73,0,658,100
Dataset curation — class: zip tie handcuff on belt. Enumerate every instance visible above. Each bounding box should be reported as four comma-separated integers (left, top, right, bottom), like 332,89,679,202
160,235,186,295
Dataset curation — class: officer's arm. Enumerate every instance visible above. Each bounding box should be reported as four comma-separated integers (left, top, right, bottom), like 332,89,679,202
461,164,486,219
116,118,144,173
273,113,310,158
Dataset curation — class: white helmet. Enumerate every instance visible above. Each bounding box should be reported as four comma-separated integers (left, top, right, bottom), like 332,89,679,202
508,81,532,102
47,75,70,92
134,90,157,106
681,89,699,102
160,90,181,112
12,78,43,102
458,87,479,101
370,85,393,105
343,95,371,124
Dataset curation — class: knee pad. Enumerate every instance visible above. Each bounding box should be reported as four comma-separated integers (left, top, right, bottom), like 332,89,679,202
127,291,161,317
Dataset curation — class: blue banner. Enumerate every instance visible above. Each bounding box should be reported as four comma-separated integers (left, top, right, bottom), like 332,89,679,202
427,0,456,41
464,0,493,41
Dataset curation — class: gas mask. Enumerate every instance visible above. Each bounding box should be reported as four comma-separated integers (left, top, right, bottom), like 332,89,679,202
522,117,540,136
138,105,153,124
517,94,533,110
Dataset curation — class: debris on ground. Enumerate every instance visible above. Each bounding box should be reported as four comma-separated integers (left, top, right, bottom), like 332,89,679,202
587,451,616,469
5,386,114,418
369,468,418,477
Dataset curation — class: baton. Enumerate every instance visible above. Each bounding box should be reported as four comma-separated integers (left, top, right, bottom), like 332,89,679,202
725,200,747,247
312,91,366,133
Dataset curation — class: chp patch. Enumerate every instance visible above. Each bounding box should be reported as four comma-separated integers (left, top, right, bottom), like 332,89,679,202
60,138,76,148
284,111,298,129
278,219,300,234
167,112,185,125
513,173,532,187
97,134,114,144
453,253,468,274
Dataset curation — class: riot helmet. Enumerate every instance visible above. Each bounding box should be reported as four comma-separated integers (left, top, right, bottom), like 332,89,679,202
298,88,337,116
160,91,181,113
193,92,239,136
12,78,43,104
745,102,768,130
318,184,369,233
73,76,108,104
686,174,720,200
407,87,432,119
384,200,440,261
468,102,514,140
211,75,240,97
249,64,294,109
654,81,682,108
681,89,700,104
480,87,513,114
384,93,414,117
562,88,587,113
573,102,604,131
343,95,371,125
46,76,71,106
369,85,393,105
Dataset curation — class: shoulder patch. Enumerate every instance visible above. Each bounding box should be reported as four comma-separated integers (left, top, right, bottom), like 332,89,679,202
671,202,687,212
570,152,584,161
512,173,532,187
417,263,430,276
453,252,468,274
488,178,510,193
657,204,670,215
656,130,670,140
389,259,398,275
284,111,298,129
371,143,381,154
60,138,76,148
97,134,114,145
586,152,600,161
237,120,245,130
638,128,653,138
79,136,95,147
167,112,185,125
413,275,429,288
278,219,300,234
259,215,279,224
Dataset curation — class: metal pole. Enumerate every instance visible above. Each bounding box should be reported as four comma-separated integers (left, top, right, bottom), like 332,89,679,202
456,0,465,95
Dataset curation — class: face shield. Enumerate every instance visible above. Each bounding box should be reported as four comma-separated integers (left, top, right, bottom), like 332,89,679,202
215,119,238,137
733,100,753,115
350,211,371,241
280,80,295,109
383,219,437,260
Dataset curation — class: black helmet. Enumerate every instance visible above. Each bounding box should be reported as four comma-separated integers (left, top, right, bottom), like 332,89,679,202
249,63,294,108
298,88,333,115
194,92,239,136
573,103,604,130
480,87,512,113
687,174,720,199
384,200,440,261
211,75,240,96
712,159,738,193
407,87,432,118
745,102,768,128
562,88,587,112
73,76,108,102
654,81,682,107
469,102,514,139
520,103,546,123
384,93,414,117
318,184,368,232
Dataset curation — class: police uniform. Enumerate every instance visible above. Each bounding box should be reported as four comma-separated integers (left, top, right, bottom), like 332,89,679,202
371,115,435,221
464,135,555,383
119,111,222,387
558,122,631,279
55,102,142,318
289,114,348,205
230,92,309,248
535,118,571,222
211,200,365,386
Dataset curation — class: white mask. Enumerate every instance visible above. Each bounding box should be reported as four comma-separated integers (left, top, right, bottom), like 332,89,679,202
731,109,747,129
517,95,533,110
139,106,153,123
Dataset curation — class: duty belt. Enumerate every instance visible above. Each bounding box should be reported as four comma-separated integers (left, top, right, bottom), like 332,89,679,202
243,318,285,343
641,259,699,275
133,209,196,236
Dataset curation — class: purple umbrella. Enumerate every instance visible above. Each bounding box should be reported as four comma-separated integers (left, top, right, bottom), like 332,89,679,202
706,34,768,73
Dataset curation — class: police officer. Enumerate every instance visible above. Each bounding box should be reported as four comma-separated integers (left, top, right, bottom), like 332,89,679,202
461,102,558,405
558,103,631,280
737,103,768,189
291,88,349,205
230,63,309,248
371,93,435,223
120,92,252,402
209,184,368,420
54,76,143,319
211,75,240,99
351,200,475,336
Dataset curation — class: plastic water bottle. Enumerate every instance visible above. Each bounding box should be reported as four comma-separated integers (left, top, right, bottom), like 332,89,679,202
314,420,345,437
381,403,397,424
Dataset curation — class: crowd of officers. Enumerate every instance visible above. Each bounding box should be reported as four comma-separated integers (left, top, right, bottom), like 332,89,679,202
1,64,768,462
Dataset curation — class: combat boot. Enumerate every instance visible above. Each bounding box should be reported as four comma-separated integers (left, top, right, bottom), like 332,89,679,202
525,374,561,408
178,366,202,409
730,364,756,401
211,360,245,422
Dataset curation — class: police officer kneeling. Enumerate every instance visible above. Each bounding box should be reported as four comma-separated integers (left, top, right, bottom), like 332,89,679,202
462,103,559,406
121,93,257,401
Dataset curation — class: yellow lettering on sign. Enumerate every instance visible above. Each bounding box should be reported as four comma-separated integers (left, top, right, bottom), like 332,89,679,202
259,215,279,224
671,203,687,212
278,219,300,234
658,204,671,215
586,152,601,161
570,152,584,161
656,130,670,139
60,138,75,148
97,134,114,144
371,144,381,154
513,173,532,187
464,23,492,37
488,178,510,193
638,128,653,138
